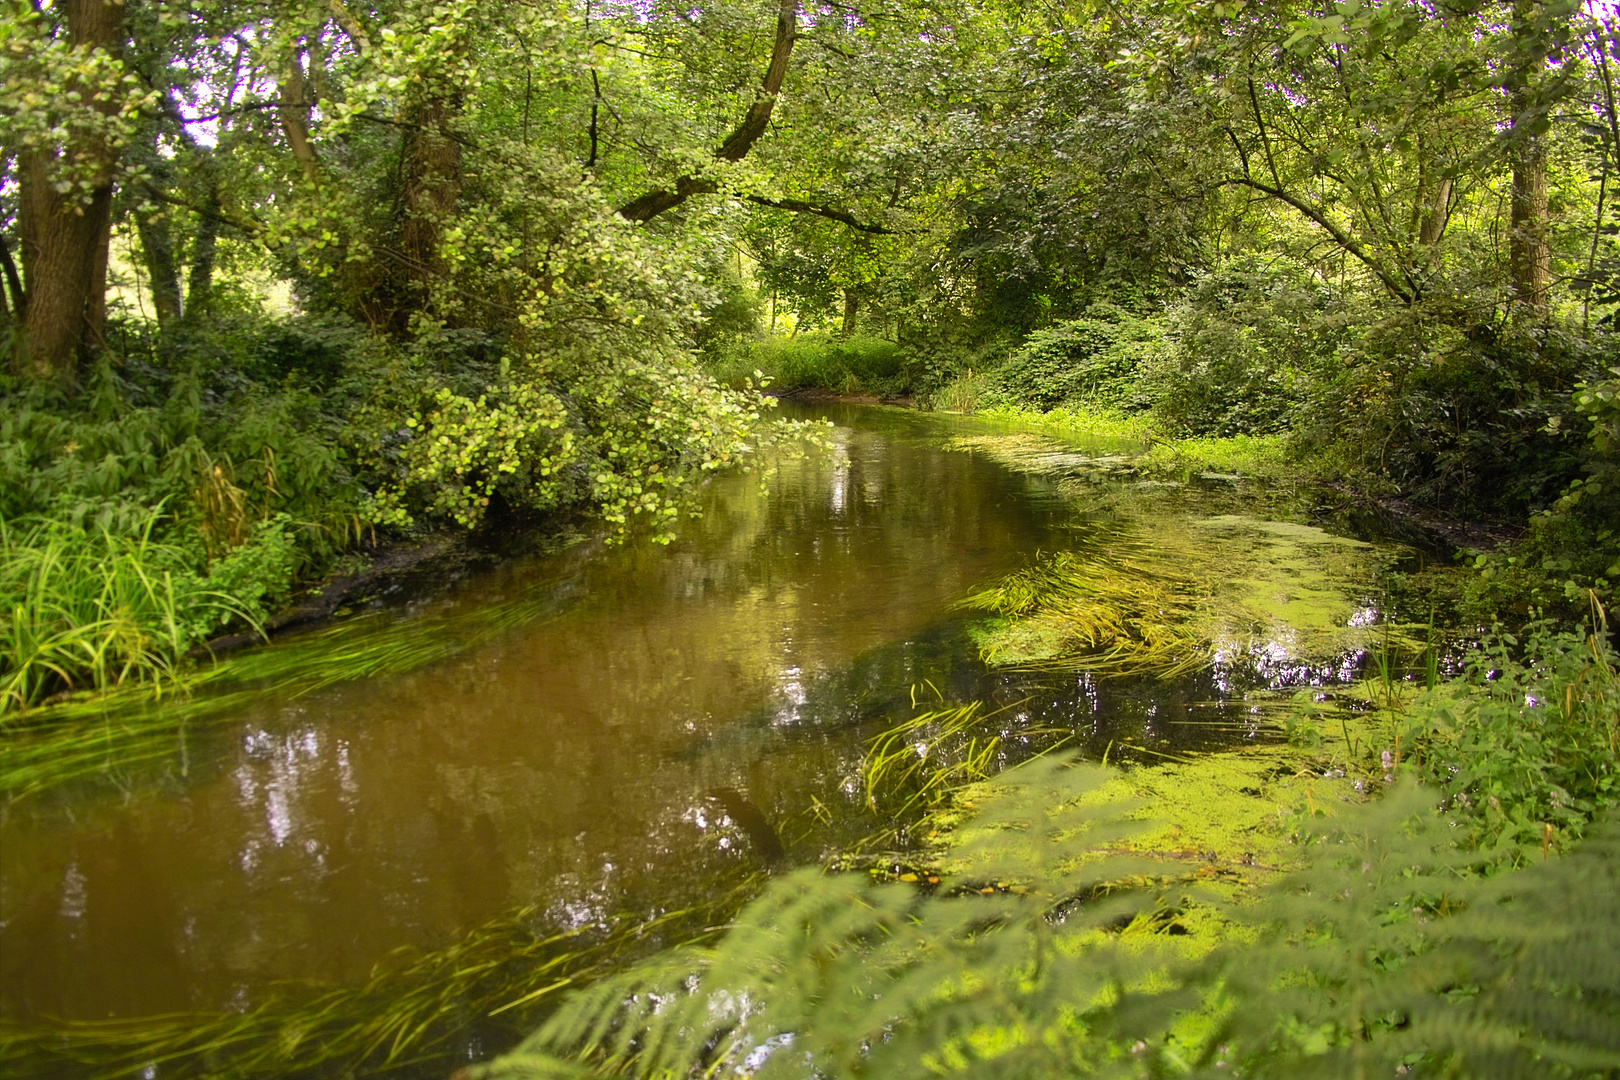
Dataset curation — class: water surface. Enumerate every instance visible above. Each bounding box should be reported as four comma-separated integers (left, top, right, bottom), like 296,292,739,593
0,403,1405,1039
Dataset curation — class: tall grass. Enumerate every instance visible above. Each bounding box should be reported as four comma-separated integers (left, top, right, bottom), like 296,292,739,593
0,514,251,715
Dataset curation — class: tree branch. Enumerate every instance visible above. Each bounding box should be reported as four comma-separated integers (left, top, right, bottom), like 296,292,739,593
278,49,321,186
618,0,799,222
325,0,371,52
744,195,892,233
1219,176,1413,302
139,180,263,237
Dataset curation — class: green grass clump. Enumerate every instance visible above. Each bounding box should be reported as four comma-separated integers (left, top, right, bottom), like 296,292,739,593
0,513,253,714
960,549,1209,680
966,401,1153,441
1137,431,1291,480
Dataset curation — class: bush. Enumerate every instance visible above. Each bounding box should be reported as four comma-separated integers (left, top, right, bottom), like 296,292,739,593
1402,618,1620,852
980,301,1166,413
706,334,905,395
1147,258,1348,437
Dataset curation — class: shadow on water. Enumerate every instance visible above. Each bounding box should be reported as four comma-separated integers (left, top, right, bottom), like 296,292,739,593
0,403,1423,1080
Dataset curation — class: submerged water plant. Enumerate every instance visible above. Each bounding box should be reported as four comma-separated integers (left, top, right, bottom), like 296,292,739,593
0,876,765,1080
471,765,1620,1080
961,549,1209,679
0,587,571,802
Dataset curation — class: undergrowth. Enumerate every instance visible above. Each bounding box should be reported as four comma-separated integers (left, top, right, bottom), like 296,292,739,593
466,607,1620,1080
705,335,906,396
0,512,278,713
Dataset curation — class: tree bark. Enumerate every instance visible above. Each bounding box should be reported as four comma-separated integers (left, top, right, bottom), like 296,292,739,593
14,0,125,382
374,96,464,331
278,49,321,187
0,234,25,321
841,287,859,336
1418,177,1451,248
186,188,222,315
1508,0,1551,313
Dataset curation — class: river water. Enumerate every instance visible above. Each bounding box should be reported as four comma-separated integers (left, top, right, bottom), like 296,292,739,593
0,403,1409,1070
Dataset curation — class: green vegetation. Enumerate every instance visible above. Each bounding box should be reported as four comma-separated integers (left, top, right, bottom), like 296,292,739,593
7,0,1620,1075
471,615,1620,1080
707,335,906,397
6,0,1619,683
961,550,1209,679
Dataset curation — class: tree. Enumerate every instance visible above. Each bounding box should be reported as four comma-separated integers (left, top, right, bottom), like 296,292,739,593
2,0,145,381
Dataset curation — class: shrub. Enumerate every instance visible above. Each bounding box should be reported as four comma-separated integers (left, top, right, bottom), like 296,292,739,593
705,334,905,395
982,302,1166,413
1146,258,1349,437
1401,618,1620,852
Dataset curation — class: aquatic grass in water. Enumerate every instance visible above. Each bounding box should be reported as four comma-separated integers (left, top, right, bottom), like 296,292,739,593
860,700,1075,820
0,877,765,1080
475,768,1620,1080
0,589,570,802
961,549,1210,680
945,432,1398,685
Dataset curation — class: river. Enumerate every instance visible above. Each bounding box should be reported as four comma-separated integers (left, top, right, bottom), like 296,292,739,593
0,403,1414,1076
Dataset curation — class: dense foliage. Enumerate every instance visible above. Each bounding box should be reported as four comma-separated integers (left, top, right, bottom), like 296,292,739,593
6,0,1620,701
6,0,1620,1073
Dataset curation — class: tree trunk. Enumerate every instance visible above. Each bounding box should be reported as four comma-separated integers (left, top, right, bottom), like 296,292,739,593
186,188,222,316
1508,0,1551,313
399,98,462,282
136,212,183,324
13,0,125,382
0,234,25,321
841,288,860,337
278,49,321,187
375,96,463,331
1418,177,1451,248
1509,141,1550,311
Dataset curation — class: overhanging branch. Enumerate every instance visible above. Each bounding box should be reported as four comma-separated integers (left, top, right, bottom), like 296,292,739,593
1219,176,1413,302
745,195,892,234
618,0,798,223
